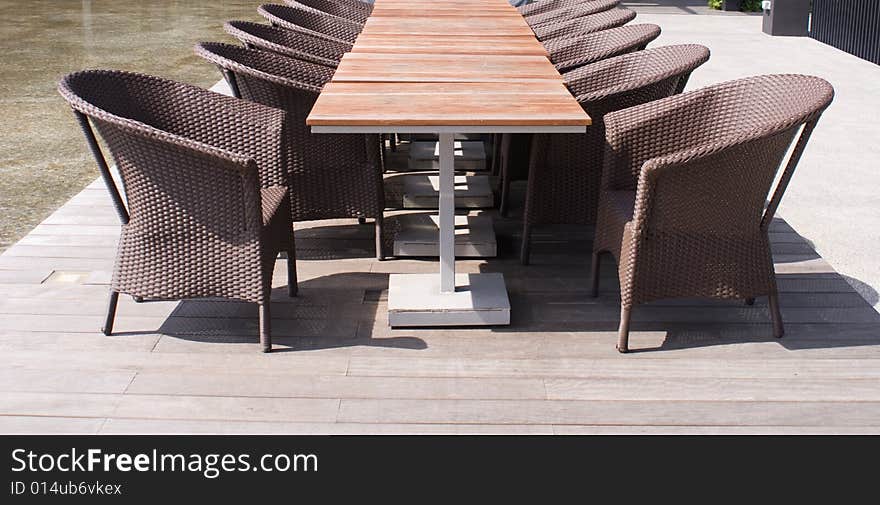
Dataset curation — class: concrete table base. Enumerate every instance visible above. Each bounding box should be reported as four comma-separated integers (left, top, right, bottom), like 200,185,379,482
393,213,497,257
388,272,511,327
402,174,493,208
407,140,487,171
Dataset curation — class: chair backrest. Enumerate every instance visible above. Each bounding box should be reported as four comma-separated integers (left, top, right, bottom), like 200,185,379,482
258,3,360,44
534,7,636,41
520,0,614,17
194,43,380,220
225,20,351,67
564,44,709,109
57,70,274,240
529,44,710,225
603,74,834,233
526,0,620,28
285,0,370,23
549,23,661,72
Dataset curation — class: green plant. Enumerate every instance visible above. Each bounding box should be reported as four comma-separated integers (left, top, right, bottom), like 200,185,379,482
708,0,763,11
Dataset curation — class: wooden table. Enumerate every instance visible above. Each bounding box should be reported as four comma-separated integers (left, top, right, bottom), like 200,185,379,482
307,0,590,327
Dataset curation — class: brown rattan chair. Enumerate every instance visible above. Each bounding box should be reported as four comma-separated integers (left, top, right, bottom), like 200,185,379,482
285,0,371,23
258,3,361,44
195,42,386,260
524,0,619,28
498,26,662,216
58,70,296,353
534,8,636,42
519,0,602,16
225,20,351,67
547,23,661,72
590,74,834,352
518,44,711,265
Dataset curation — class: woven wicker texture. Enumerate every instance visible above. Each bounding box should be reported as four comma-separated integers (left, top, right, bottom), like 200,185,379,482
519,0,609,16
258,3,361,44
58,70,296,350
195,43,385,258
590,74,834,351
285,0,371,23
548,24,661,72
534,8,636,41
520,45,710,265
225,20,351,67
524,0,619,28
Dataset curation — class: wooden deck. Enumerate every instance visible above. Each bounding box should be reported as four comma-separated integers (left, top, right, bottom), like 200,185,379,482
1,139,879,434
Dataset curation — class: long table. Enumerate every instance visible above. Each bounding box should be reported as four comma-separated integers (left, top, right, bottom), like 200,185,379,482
307,0,591,326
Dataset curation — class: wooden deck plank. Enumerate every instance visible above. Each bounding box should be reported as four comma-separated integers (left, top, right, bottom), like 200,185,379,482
126,373,547,400
346,356,880,379
0,416,105,434
99,418,554,435
337,399,880,426
544,377,880,401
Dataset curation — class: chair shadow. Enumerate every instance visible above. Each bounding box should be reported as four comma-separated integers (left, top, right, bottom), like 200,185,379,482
121,272,426,353
292,221,377,260
481,216,880,353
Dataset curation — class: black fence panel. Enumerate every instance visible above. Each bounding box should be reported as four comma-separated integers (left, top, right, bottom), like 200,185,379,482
810,0,880,65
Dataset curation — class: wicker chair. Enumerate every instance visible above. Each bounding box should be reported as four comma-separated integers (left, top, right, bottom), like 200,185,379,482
524,0,619,28
285,0,371,23
548,24,661,72
225,20,351,67
520,0,609,17
591,75,834,352
518,45,711,265
258,3,361,44
498,25,662,216
58,70,295,353
195,43,386,260
534,8,636,42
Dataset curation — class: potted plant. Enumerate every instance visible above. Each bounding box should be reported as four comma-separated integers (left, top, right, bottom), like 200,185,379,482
709,0,762,11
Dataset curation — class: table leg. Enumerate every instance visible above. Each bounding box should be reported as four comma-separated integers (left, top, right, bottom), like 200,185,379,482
386,131,510,327
438,132,456,293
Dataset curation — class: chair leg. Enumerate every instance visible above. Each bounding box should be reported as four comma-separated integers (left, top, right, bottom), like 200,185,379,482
519,222,532,265
745,297,755,305
375,215,385,261
102,291,119,336
498,133,511,217
616,305,632,353
259,303,272,353
499,172,513,217
589,251,601,297
490,133,500,175
389,133,397,152
768,292,784,338
286,248,298,297
358,215,367,225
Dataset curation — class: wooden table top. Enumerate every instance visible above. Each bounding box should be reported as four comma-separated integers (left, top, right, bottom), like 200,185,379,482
370,4,517,17
309,82,590,127
333,52,561,83
362,15,534,37
306,0,590,130
351,33,549,56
